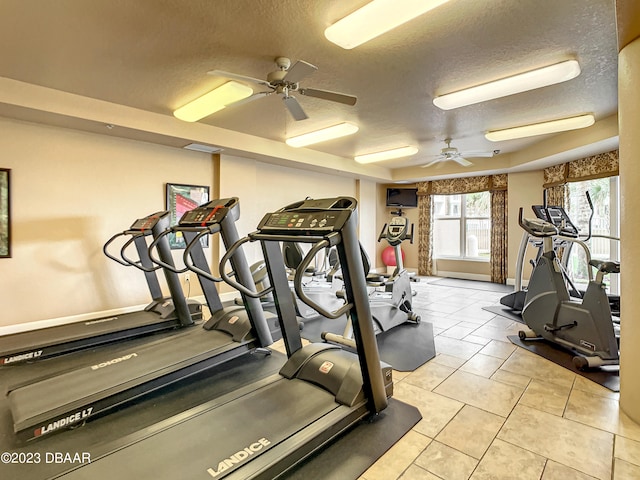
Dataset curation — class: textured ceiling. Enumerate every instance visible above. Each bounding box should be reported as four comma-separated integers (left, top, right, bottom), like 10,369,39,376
0,0,619,175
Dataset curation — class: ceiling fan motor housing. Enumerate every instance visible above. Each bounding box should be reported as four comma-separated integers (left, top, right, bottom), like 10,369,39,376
442,147,458,156
267,70,288,85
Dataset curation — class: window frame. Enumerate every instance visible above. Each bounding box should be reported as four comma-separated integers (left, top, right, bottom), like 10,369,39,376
433,192,491,261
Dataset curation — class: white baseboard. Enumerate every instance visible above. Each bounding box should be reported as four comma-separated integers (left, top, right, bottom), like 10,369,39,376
0,293,238,336
220,291,240,303
434,271,492,282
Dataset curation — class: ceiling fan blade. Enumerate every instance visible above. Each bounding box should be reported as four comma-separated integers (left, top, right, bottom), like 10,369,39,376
207,69,272,88
299,88,357,106
282,95,308,121
453,156,473,167
461,151,494,158
283,60,317,83
421,158,443,168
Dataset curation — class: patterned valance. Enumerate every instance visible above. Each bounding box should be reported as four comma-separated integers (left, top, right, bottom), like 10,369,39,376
543,150,619,188
417,173,507,196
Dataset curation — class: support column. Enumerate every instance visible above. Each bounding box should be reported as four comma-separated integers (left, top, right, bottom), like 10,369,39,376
618,19,640,423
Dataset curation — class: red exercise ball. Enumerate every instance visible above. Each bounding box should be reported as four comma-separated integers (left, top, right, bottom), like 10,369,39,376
381,246,405,266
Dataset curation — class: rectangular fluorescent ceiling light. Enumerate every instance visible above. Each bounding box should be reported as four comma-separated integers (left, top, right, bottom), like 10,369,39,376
183,143,223,154
325,0,450,49
174,81,253,122
355,146,419,164
485,114,595,142
433,60,581,110
286,122,359,147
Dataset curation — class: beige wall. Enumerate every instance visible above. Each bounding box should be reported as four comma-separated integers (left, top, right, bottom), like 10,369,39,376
0,117,213,328
216,154,359,293
356,179,379,263
506,171,545,284
0,118,371,328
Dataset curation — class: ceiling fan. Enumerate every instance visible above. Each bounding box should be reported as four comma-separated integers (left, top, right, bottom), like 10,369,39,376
421,138,495,168
208,57,357,121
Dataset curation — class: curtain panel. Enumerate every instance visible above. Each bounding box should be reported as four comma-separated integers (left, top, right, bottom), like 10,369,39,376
491,189,508,283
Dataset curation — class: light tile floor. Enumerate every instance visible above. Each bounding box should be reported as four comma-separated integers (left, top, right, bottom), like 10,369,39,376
356,279,640,480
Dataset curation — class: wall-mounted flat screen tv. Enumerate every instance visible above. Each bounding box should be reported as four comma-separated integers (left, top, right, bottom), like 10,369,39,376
386,188,418,208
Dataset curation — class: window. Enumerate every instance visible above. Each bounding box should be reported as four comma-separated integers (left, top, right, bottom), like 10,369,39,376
564,176,620,294
433,192,491,259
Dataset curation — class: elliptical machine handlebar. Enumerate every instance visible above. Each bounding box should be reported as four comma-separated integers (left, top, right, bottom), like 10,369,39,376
581,190,594,243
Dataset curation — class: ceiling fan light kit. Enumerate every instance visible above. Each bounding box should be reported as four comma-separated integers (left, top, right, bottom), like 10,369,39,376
324,0,451,49
285,122,359,148
173,81,253,122
433,59,581,110
355,146,419,164
485,113,595,141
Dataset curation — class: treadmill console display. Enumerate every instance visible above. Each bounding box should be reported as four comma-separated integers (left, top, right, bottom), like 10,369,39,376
129,211,167,231
258,210,352,235
179,206,228,226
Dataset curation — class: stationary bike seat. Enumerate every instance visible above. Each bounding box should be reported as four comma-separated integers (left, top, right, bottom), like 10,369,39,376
589,259,620,274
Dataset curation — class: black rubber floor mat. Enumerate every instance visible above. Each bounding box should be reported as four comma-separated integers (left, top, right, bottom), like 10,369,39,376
508,335,619,391
283,398,422,480
483,305,525,324
301,317,436,372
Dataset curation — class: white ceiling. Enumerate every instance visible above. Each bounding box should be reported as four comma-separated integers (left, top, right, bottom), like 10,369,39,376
0,0,619,180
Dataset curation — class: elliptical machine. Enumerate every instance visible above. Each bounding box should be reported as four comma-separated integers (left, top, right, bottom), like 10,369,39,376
517,207,620,370
501,199,583,313
322,212,420,348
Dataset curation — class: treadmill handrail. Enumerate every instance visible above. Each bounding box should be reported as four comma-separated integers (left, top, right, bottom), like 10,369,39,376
220,236,275,298
120,234,162,273
183,227,224,283
104,231,160,273
103,231,138,267
293,236,353,319
147,229,189,274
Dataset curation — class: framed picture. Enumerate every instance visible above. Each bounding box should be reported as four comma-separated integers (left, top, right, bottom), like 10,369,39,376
165,183,210,249
0,168,10,258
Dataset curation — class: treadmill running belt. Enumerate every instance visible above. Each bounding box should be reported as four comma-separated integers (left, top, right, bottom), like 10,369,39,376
55,378,363,480
8,326,255,439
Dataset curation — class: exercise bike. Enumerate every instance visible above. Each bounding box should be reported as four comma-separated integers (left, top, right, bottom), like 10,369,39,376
517,207,620,370
322,213,420,348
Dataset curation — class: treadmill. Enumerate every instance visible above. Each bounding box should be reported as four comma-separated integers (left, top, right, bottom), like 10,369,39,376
0,211,200,366
7,198,275,442
50,196,393,480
